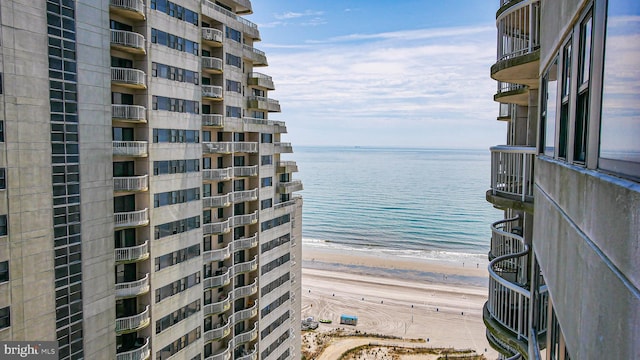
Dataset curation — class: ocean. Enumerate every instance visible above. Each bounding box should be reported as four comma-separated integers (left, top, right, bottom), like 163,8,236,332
285,146,502,266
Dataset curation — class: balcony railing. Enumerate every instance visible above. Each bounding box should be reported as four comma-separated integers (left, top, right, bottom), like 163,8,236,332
242,44,267,66
204,294,231,316
234,165,258,177
236,346,258,360
490,146,535,202
203,269,231,289
111,67,146,88
110,0,145,19
232,211,258,226
278,161,298,172
203,219,232,235
116,337,150,360
202,114,224,127
114,208,149,228
201,0,258,31
233,234,258,251
278,180,303,194
234,142,258,153
274,142,293,153
111,30,145,53
232,303,258,323
202,28,223,43
116,305,150,333
231,189,258,203
115,241,149,263
233,322,258,345
203,194,231,208
203,142,233,154
204,320,232,342
497,81,526,95
202,85,223,99
115,273,150,298
247,96,280,112
247,72,274,90
205,348,231,360
243,117,286,128
232,279,258,298
203,244,231,263
113,141,148,157
497,0,540,62
490,217,528,282
233,256,258,274
202,56,223,73
114,175,148,192
203,168,233,181
112,104,146,122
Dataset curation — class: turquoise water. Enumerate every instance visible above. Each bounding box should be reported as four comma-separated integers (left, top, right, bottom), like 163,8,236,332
286,146,502,263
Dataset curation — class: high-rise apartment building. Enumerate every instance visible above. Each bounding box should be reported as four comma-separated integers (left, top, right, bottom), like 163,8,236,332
0,1,303,359
485,0,639,359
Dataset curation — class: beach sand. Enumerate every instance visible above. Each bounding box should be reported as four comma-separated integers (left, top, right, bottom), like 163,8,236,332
301,245,498,359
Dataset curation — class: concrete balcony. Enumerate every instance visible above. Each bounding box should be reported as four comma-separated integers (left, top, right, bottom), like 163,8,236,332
112,104,146,123
202,28,223,46
115,273,150,299
247,96,280,112
242,44,267,66
278,161,298,173
232,211,258,226
204,320,232,343
109,0,145,20
116,305,150,334
494,82,528,105
274,142,293,153
203,244,231,263
203,142,233,154
492,0,541,87
114,208,149,229
203,219,232,235
231,189,258,203
113,141,148,157
234,165,258,178
111,67,146,89
203,269,231,289
233,233,258,252
278,180,303,194
234,142,258,153
247,72,274,90
116,337,150,360
242,117,287,133
114,175,148,193
110,29,145,54
202,85,223,101
202,56,223,74
203,194,231,208
203,114,224,127
233,256,258,274
203,168,233,182
232,279,258,299
115,240,149,263
488,146,535,210
233,322,258,345
204,294,231,316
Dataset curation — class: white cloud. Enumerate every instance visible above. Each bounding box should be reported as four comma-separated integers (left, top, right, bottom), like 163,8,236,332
274,10,325,20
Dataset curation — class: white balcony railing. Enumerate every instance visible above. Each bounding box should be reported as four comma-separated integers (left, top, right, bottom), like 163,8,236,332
248,72,274,89
201,0,258,30
203,244,231,263
202,114,224,127
205,348,231,360
114,208,149,228
113,141,148,157
204,320,232,342
497,0,540,62
111,67,146,87
114,175,148,192
112,104,146,122
115,337,150,360
233,303,258,323
233,279,258,298
203,142,233,154
203,219,232,235
203,194,231,208
490,146,535,202
202,56,223,72
233,234,258,251
115,241,149,263
116,305,150,333
234,165,258,177
232,211,258,226
231,189,258,203
233,322,258,345
202,27,223,43
242,44,267,65
247,96,280,112
110,0,145,16
110,29,145,52
203,269,231,289
203,168,233,181
233,256,258,274
234,142,258,153
490,217,528,282
274,142,293,153
115,273,150,298
243,117,286,128
202,85,223,99
204,294,231,316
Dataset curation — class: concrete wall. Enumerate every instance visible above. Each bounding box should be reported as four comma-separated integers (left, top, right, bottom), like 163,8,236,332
540,0,590,69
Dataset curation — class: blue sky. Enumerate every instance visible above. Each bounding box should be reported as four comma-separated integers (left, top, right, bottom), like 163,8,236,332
246,1,505,149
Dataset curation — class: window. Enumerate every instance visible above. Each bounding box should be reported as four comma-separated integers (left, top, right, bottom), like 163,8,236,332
0,261,8,282
0,169,5,189
261,177,272,187
261,155,273,165
225,53,241,68
225,26,241,42
261,133,273,143
0,121,4,142
0,215,7,236
261,198,272,210
226,106,241,118
574,13,592,164
558,40,572,160
541,57,558,156
0,306,9,329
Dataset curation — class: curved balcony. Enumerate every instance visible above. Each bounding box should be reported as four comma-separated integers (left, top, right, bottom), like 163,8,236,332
232,279,258,299
203,269,231,289
248,72,274,90
491,0,541,87
247,96,280,112
233,256,258,274
111,67,146,89
203,219,232,235
110,0,145,20
203,57,223,74
114,175,148,193
203,168,233,182
205,346,231,360
111,30,146,54
274,142,293,153
233,234,258,252
243,45,267,66
113,141,148,157
486,329,521,359
112,104,146,123
233,322,258,346
116,305,150,334
234,166,258,178
488,146,535,210
116,337,150,360
204,294,232,316
203,114,224,127
231,189,258,203
202,28,223,46
115,240,149,263
204,320,232,342
115,273,150,299
232,303,258,323
278,180,303,194
114,208,149,229
202,85,223,101
232,211,258,226
494,82,528,105
236,346,258,360
278,161,298,173
203,142,233,154
203,194,232,208
203,244,231,263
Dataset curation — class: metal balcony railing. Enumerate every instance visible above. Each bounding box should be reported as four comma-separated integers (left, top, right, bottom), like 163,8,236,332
202,57,223,72
203,194,231,208
203,142,233,154
497,81,526,95
115,337,150,360
202,114,224,127
113,141,148,157
232,279,258,298
234,142,258,153
203,219,232,235
243,117,285,127
112,104,146,122
111,67,146,87
204,294,231,316
115,305,150,333
234,165,258,177
490,146,535,202
114,208,149,228
110,0,145,17
202,85,223,99
114,175,148,192
233,256,257,274
233,322,258,345
203,244,231,263
115,240,149,263
115,273,149,298
201,0,258,30
205,346,231,360
497,0,540,62
203,268,232,289
202,27,223,43
203,168,233,182
231,211,258,226
204,320,232,342
231,189,258,203
110,30,145,52
232,303,258,323
233,234,258,251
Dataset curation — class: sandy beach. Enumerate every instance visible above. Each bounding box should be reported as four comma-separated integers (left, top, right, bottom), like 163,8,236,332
301,245,498,359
